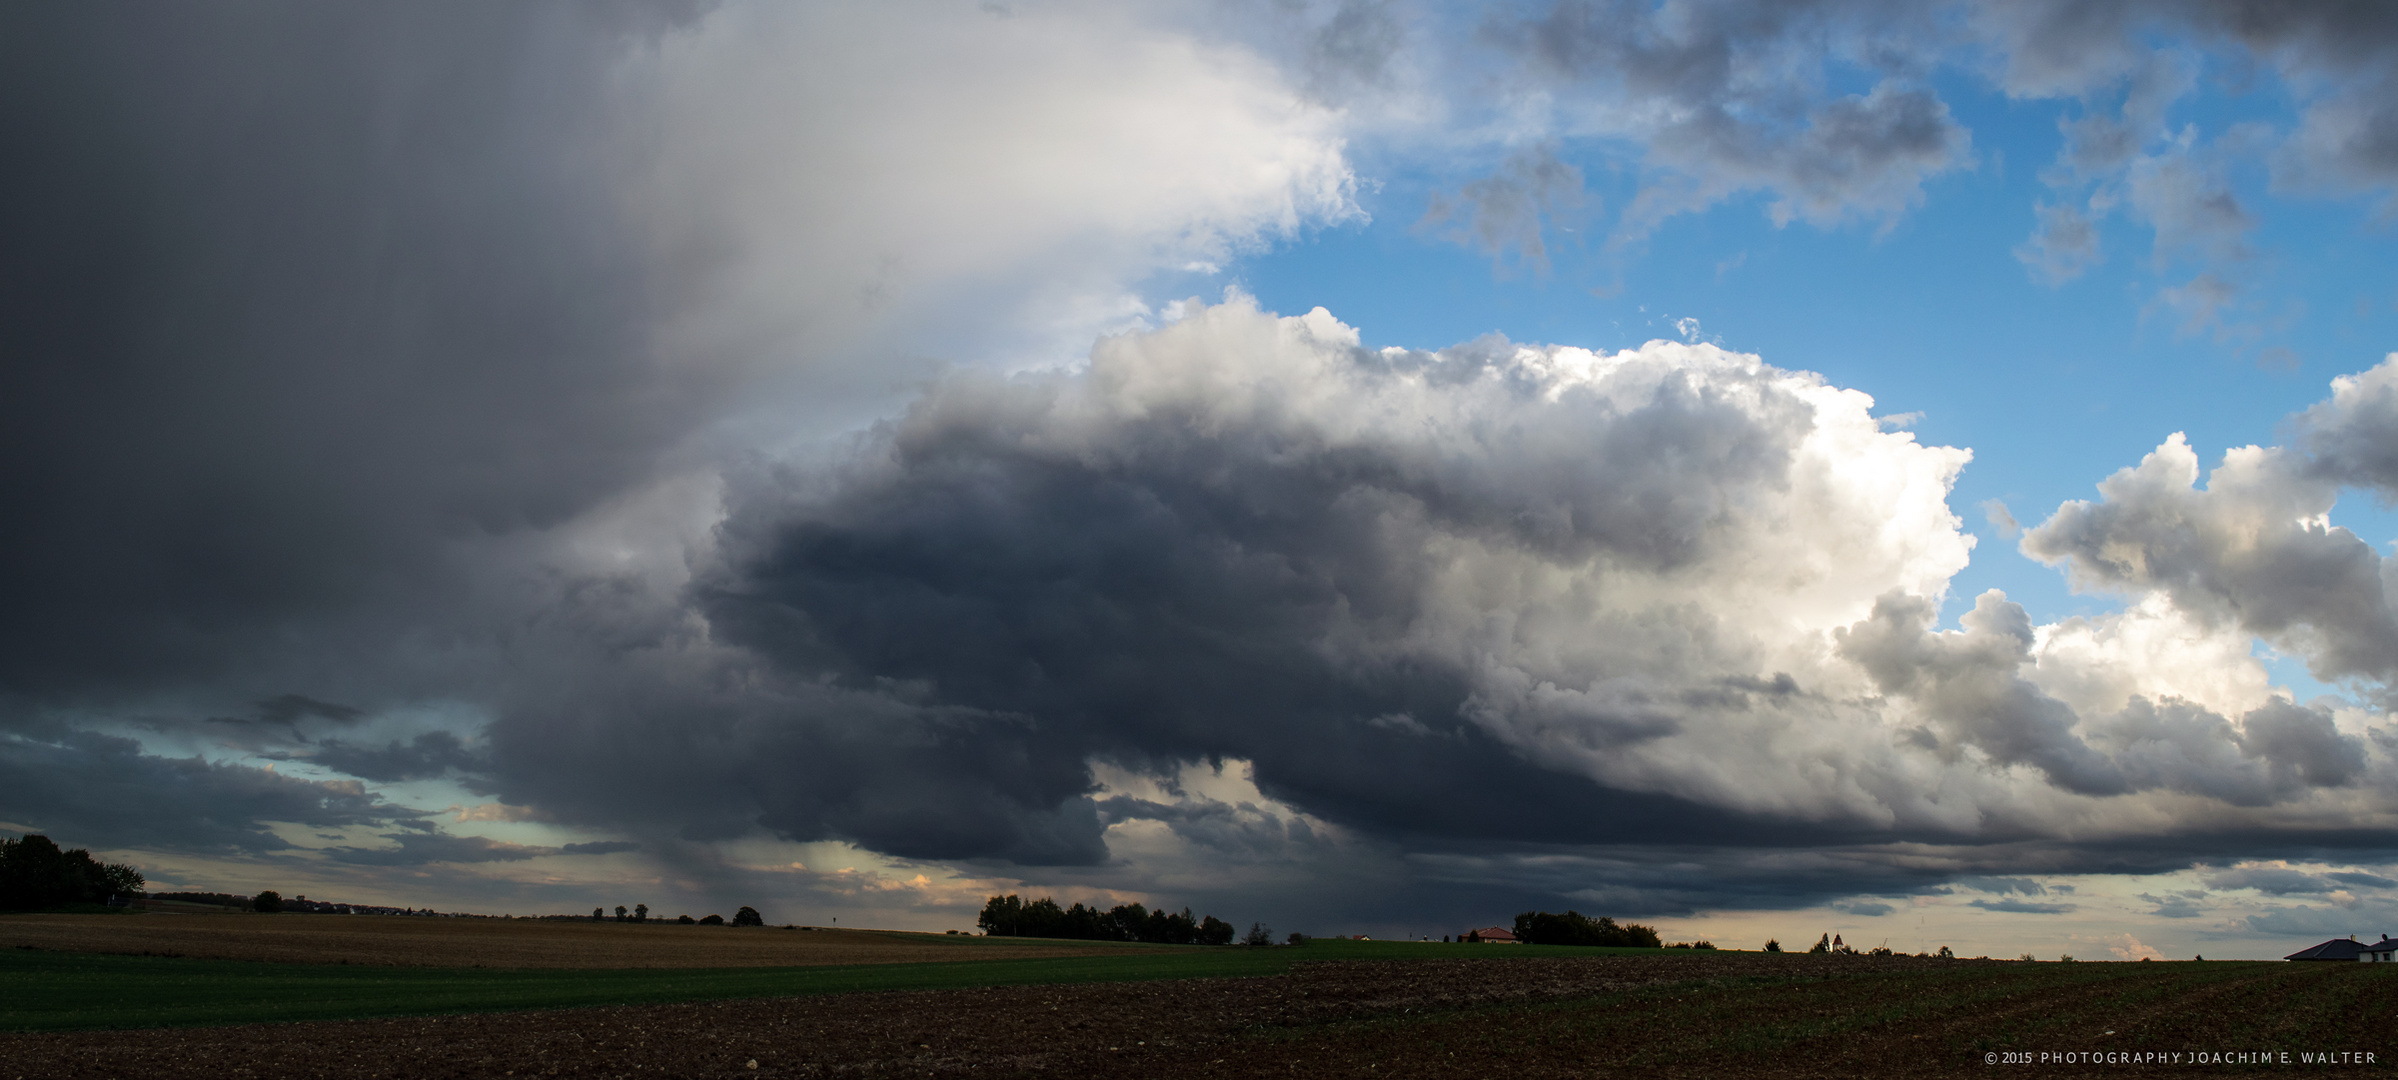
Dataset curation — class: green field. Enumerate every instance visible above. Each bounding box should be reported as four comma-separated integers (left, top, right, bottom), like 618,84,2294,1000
0,938,1688,1032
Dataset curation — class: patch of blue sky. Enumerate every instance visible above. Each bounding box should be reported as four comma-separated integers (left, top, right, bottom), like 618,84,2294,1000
1227,56,2397,640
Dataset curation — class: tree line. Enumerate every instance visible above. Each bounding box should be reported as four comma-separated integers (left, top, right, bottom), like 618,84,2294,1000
586,904,764,926
0,835,144,911
1512,910,1663,948
977,894,1237,945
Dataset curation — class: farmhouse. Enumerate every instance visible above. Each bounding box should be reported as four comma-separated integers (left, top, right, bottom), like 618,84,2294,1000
2284,935,2398,961
1462,926,1518,943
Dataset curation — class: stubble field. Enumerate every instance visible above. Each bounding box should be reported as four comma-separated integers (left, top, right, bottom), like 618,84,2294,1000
3,915,2391,1078
0,912,1115,968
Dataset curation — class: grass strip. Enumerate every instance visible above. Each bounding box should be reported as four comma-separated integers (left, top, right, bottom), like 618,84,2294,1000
0,938,1704,1032
0,948,1271,1032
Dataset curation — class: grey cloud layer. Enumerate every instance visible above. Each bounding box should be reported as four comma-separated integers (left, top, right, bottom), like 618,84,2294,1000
0,731,394,852
1485,0,1970,234
6,1,2398,923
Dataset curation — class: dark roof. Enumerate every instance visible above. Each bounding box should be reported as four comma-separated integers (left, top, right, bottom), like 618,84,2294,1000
2286,938,2366,961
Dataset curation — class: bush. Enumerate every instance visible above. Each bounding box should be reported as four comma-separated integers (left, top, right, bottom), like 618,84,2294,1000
1764,939,1782,953
676,914,695,925
252,890,283,913
732,906,764,927
1286,932,1307,946
1243,922,1273,947
1511,911,1662,948
699,914,724,926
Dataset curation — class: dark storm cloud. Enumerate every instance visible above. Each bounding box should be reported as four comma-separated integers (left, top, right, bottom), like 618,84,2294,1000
245,696,366,727
561,841,640,855
305,731,485,784
466,296,2398,912
485,655,1114,865
657,331,1841,862
474,300,1932,873
325,831,558,867
0,730,394,852
0,1,712,700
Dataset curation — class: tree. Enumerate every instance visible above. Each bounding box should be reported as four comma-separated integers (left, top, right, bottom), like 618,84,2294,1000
979,893,1237,944
676,914,695,924
1286,932,1307,946
700,914,724,926
977,894,1024,936
732,906,764,927
594,908,604,921
252,890,282,913
101,863,145,899
1512,911,1662,948
0,834,145,910
633,903,648,923
1243,922,1273,947
615,905,628,922
1764,939,1782,953
1937,945,1953,959
1808,933,1831,954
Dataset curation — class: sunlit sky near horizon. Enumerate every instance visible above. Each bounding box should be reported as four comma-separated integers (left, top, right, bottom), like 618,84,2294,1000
7,1,2398,961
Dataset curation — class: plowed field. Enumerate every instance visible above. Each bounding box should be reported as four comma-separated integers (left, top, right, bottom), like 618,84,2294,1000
5,952,2389,1079
0,913,1114,968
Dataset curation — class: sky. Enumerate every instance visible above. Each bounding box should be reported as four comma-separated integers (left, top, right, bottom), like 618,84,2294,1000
5,1,2398,961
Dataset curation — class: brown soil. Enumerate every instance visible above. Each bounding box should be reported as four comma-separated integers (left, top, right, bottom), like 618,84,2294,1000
0,913,1118,969
5,953,2386,1078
